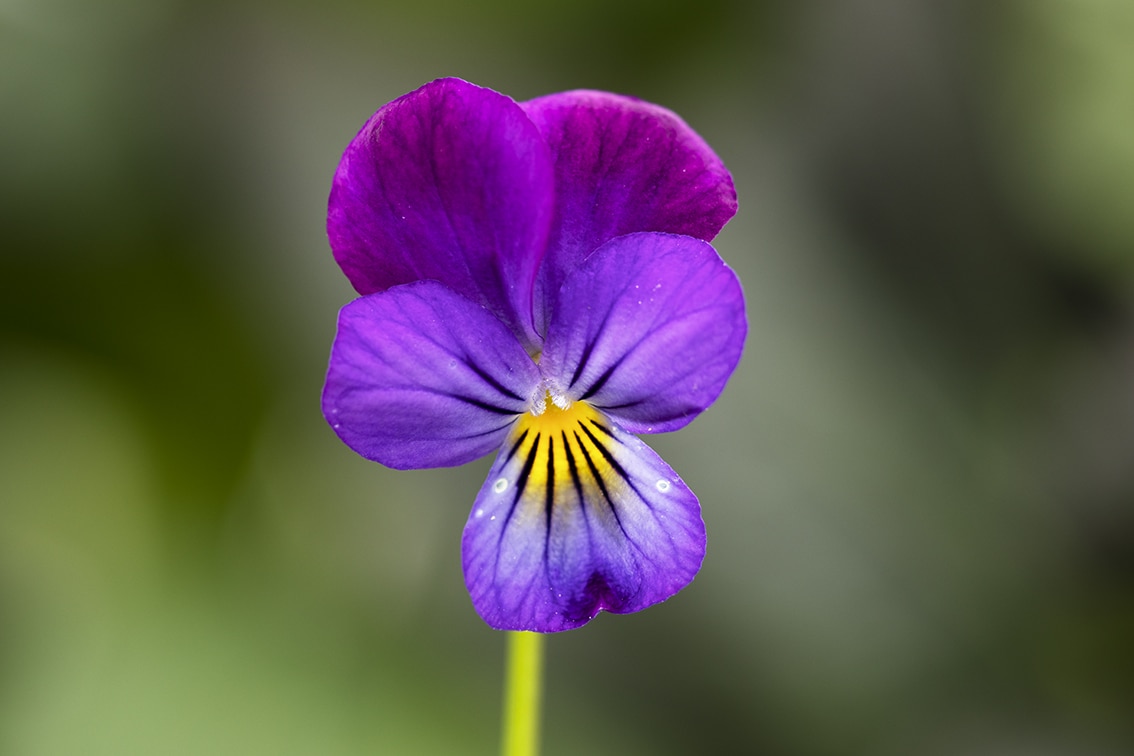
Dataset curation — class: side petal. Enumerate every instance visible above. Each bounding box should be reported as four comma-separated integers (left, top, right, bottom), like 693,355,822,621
461,404,705,632
522,90,737,331
328,78,555,350
541,232,746,435
322,281,541,470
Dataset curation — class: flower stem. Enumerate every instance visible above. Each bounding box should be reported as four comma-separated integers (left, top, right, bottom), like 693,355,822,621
500,631,544,756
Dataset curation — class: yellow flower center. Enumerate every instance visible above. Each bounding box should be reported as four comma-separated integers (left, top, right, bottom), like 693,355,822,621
504,395,619,498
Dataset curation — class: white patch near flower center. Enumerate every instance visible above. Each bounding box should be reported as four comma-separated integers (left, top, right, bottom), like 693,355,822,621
528,379,571,416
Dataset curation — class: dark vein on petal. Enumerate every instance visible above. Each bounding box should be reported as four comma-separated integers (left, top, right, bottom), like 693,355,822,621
448,421,517,442
544,436,556,552
465,358,525,402
586,418,616,439
562,257,737,412
563,430,598,588
580,422,651,512
595,297,736,384
593,399,645,411
503,429,530,466
572,427,670,573
579,423,630,484
563,254,633,393
562,430,585,507
501,432,540,538
452,395,521,415
597,282,734,384
574,429,629,540
579,357,624,401
568,339,596,389
576,423,671,571
577,418,693,575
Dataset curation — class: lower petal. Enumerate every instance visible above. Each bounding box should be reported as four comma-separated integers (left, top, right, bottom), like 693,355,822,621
461,401,705,632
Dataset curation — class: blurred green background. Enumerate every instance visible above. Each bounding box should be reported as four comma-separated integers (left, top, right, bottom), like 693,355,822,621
2,0,1133,754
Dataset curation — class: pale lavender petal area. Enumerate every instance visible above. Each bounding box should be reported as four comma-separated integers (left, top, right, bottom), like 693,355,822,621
328,78,555,350
323,281,541,470
461,413,705,632
522,90,737,331
541,232,746,435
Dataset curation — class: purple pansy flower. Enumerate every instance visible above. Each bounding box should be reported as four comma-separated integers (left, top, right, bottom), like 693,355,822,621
323,78,745,632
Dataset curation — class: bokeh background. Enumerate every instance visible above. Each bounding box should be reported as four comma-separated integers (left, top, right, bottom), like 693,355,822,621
2,0,1133,754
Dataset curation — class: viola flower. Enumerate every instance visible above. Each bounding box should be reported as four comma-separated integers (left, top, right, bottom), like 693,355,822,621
323,78,745,632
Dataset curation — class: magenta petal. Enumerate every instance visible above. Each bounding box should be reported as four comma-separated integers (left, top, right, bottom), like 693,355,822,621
328,78,554,350
322,281,540,469
461,412,705,632
541,232,746,435
522,90,737,330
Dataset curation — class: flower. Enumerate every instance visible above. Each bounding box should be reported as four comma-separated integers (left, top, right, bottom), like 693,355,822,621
323,78,746,632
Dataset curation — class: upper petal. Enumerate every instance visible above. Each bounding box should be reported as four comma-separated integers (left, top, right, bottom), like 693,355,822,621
522,90,737,331
322,281,541,469
328,78,555,350
461,403,705,632
541,232,746,434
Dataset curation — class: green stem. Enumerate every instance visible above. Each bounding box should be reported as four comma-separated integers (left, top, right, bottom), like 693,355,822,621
500,631,545,756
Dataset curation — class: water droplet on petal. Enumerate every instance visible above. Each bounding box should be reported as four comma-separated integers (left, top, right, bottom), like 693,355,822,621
656,479,671,493
493,478,508,494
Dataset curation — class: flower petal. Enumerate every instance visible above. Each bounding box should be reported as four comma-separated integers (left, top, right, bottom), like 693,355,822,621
461,403,705,632
328,78,555,350
322,281,540,469
522,90,737,330
540,232,746,435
